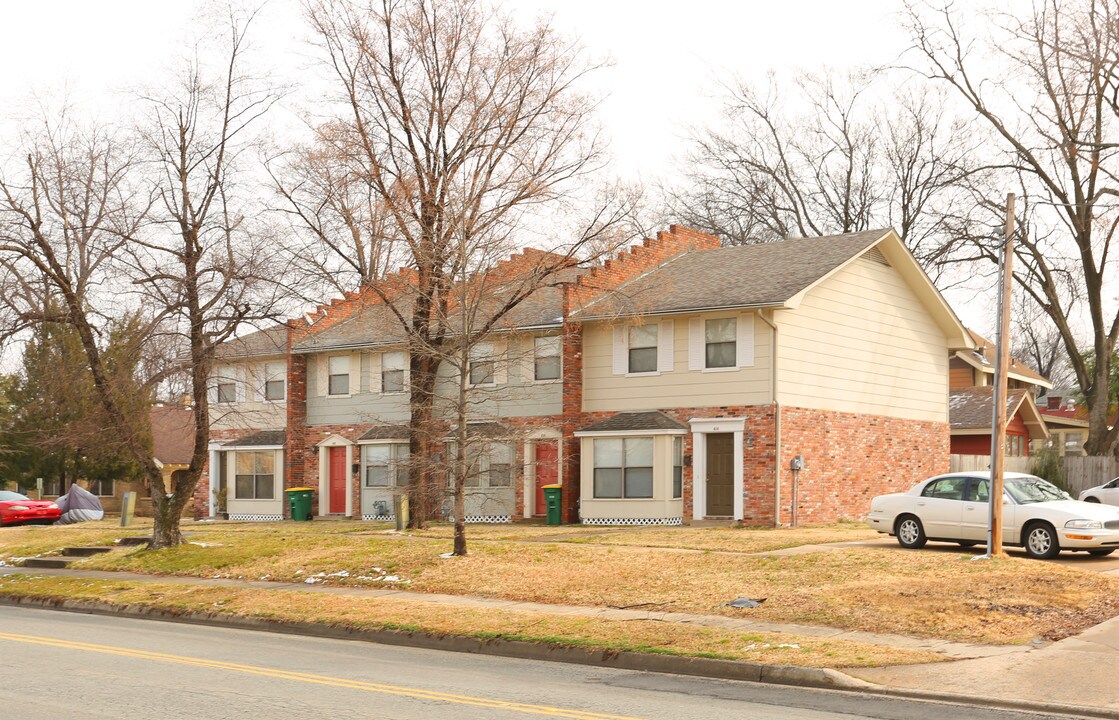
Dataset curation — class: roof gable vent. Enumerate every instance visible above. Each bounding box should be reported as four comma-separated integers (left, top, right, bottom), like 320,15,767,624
862,247,890,266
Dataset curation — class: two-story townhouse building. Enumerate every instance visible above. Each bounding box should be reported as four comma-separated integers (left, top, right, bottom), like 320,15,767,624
201,225,976,527
197,326,289,520
281,254,583,522
947,329,1050,457
565,227,974,526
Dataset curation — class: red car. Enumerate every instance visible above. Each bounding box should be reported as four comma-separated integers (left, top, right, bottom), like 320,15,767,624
0,491,61,526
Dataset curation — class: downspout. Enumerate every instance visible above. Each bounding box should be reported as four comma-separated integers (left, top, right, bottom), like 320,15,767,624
758,309,782,527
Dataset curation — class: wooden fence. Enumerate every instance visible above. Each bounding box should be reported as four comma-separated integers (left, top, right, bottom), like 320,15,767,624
949,454,1119,496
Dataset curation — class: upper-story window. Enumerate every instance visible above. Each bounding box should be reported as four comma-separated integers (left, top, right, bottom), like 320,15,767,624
328,355,350,395
264,362,286,401
469,343,495,385
628,325,658,373
534,336,561,381
216,378,237,404
382,351,406,393
705,318,736,368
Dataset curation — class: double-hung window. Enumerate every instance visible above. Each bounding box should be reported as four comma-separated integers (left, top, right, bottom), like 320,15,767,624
363,444,407,487
592,438,654,499
672,437,683,499
469,343,495,385
264,362,286,401
88,478,115,497
327,355,350,395
215,373,237,404
487,443,514,487
234,451,275,500
705,318,736,368
382,351,406,394
628,325,658,374
534,337,561,381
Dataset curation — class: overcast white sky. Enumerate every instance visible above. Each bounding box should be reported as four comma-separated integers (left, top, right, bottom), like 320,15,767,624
0,0,1006,331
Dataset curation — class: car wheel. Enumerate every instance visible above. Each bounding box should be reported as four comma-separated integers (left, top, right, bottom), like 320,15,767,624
1024,522,1060,559
895,515,927,549
1085,497,1101,503
957,541,978,547
1088,548,1116,557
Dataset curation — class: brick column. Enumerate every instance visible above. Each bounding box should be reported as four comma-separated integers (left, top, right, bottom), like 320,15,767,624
286,349,309,516
560,286,583,523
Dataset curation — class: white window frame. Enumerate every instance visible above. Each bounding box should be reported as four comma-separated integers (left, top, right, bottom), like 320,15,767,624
469,343,496,386
591,437,654,500
533,336,562,382
327,355,351,396
612,320,674,376
263,361,286,402
688,314,754,373
627,325,658,375
361,442,409,488
381,351,407,394
233,450,277,501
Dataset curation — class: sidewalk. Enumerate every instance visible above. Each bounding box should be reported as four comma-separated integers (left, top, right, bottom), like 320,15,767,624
0,565,1018,660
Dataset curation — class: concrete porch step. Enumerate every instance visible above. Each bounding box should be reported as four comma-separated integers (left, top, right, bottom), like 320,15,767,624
63,547,114,557
21,557,75,569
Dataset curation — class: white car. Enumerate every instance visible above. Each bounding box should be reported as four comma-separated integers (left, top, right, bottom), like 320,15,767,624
867,472,1119,559
1079,477,1119,506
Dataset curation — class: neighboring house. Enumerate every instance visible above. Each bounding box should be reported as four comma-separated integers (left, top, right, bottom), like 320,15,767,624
1037,390,1091,456
947,330,1051,456
150,403,195,516
198,325,289,520
202,225,975,526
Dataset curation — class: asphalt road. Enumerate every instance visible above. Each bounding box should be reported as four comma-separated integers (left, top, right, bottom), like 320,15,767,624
0,605,1077,720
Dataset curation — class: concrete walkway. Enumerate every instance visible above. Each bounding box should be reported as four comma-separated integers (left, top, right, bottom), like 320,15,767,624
0,565,1022,661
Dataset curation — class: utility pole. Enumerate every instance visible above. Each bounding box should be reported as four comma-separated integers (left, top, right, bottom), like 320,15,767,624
987,193,1015,558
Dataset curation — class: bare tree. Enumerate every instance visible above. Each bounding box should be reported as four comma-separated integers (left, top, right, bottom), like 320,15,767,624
1012,293,1077,389
302,0,635,528
0,8,283,548
666,70,976,272
906,0,1119,455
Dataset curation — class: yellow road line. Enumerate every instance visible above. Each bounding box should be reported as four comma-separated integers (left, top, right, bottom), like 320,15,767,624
0,632,642,720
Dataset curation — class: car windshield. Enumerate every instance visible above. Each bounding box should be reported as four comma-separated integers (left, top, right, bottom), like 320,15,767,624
1005,476,1067,504
0,491,29,501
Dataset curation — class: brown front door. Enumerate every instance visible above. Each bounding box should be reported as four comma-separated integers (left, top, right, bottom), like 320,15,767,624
329,446,347,514
534,441,558,516
706,433,734,516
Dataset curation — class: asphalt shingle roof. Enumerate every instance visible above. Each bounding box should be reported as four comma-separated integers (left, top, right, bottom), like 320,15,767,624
150,405,195,465
572,229,892,319
225,430,287,447
577,411,688,434
949,387,1029,430
357,425,411,441
215,325,288,359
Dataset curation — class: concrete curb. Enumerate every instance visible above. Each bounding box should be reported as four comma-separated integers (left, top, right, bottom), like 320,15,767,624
0,593,1113,719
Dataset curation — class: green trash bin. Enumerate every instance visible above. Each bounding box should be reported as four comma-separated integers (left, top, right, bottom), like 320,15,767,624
285,487,315,521
542,484,563,526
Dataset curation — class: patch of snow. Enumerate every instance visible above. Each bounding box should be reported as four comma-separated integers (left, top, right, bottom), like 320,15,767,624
189,542,224,547
304,577,323,584
327,570,350,577
294,570,304,575
438,552,455,559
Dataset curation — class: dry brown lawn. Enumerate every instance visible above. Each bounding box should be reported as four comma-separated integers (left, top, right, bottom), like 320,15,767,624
4,521,1116,646
0,574,941,669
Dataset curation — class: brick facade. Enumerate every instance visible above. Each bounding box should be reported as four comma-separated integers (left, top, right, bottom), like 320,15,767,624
778,407,950,525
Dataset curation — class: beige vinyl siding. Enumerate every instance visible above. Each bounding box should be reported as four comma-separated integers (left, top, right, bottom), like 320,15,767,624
210,359,287,431
582,313,773,413
776,256,949,422
578,434,683,521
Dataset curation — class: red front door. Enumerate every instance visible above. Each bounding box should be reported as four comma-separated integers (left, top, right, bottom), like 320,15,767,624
534,441,558,516
329,446,347,514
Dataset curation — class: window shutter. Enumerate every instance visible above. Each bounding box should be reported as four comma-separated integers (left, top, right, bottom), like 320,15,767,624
315,355,327,397
349,351,361,394
402,352,410,392
494,338,508,385
523,336,536,383
612,326,627,375
657,320,674,373
236,365,248,402
688,318,703,370
736,313,754,367
370,352,382,394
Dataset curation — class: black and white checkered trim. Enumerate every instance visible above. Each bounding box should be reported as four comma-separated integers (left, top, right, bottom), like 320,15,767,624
361,514,395,522
581,517,683,526
227,513,284,522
